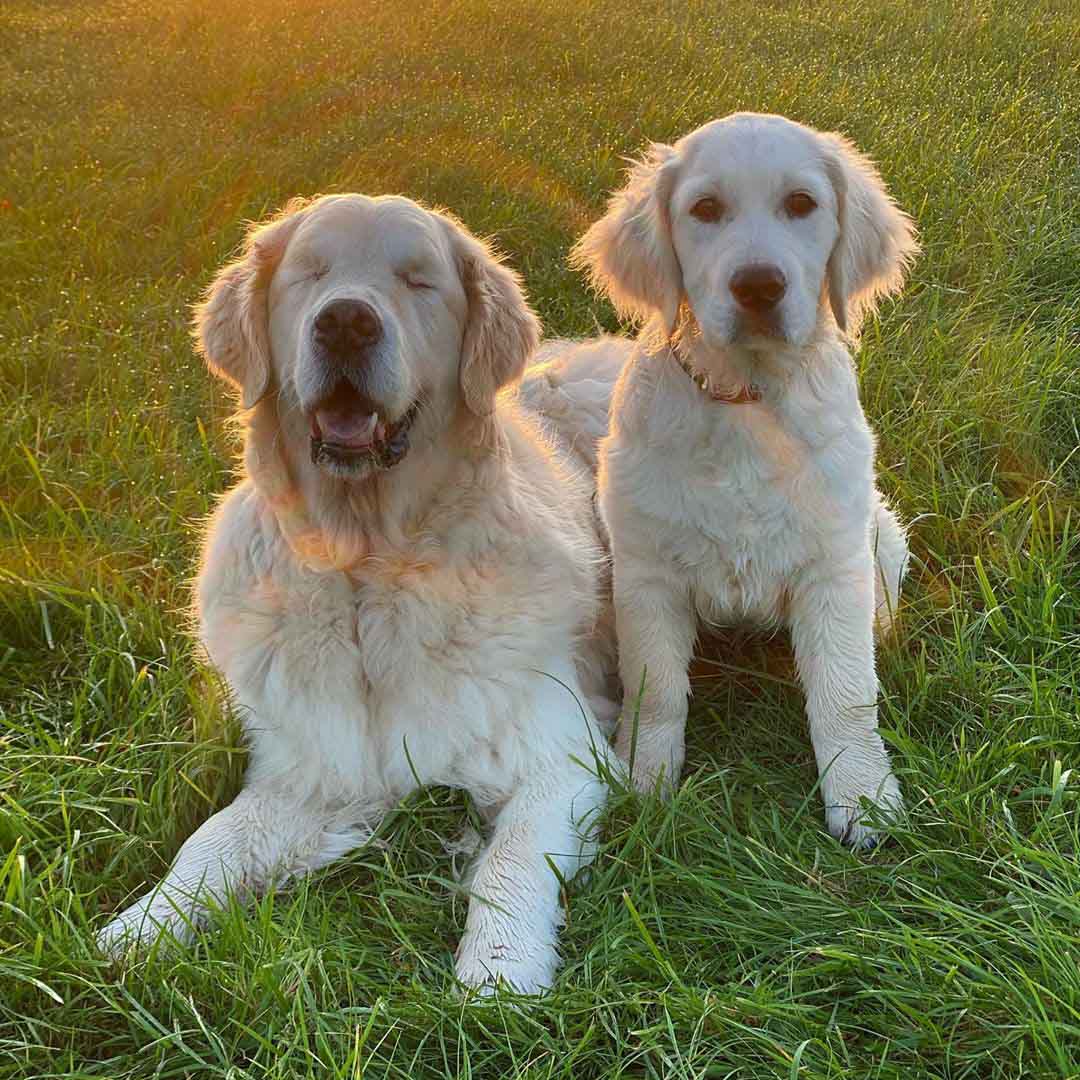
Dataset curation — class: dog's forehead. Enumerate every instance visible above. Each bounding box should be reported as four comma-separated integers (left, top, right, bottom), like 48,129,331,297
679,116,826,193
290,195,448,266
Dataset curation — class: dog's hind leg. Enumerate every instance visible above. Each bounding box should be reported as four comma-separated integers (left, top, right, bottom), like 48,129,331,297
96,789,374,958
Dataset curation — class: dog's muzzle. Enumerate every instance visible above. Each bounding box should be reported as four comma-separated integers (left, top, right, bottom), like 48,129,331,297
309,398,421,473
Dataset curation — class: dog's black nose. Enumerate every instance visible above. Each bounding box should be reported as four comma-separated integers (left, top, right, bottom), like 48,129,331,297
314,299,382,358
729,265,787,311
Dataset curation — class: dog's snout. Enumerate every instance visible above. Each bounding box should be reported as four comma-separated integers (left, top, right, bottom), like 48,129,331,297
729,265,787,311
314,299,382,359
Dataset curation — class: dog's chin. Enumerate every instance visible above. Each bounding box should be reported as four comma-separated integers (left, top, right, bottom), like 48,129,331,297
699,309,813,351
732,316,795,349
697,314,784,352
311,448,382,481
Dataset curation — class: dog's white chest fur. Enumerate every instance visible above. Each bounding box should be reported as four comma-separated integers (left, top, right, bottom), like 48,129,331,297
197,483,595,814
602,348,875,627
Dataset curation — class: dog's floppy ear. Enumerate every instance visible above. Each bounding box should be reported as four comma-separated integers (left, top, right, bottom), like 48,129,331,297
569,143,682,334
451,221,541,417
821,133,918,336
193,199,309,409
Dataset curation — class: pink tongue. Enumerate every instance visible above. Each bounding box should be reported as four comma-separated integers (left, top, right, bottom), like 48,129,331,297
315,409,377,448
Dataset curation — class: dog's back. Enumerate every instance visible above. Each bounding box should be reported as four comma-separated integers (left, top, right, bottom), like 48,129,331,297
513,336,629,472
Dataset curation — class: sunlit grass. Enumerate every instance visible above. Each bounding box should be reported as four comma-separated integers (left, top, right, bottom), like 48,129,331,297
2,0,1079,1076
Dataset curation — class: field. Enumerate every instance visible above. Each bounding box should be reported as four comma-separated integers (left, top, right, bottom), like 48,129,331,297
3,0,1080,1076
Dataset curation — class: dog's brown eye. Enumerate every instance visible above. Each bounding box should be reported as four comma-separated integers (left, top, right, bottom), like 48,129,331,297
401,272,432,290
690,197,725,223
784,192,817,218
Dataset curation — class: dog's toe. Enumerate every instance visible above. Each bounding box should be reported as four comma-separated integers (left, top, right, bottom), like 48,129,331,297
95,896,193,959
824,781,903,851
825,804,885,850
454,940,555,998
96,910,152,960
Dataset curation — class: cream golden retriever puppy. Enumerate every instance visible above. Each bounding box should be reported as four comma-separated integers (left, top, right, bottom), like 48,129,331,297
565,113,917,847
96,193,617,993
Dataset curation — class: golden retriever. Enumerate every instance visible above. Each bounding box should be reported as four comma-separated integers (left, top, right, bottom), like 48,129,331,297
97,194,617,993
563,113,917,846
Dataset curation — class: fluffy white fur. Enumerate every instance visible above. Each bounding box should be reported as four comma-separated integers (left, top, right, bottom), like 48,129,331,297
566,113,918,847
96,194,617,993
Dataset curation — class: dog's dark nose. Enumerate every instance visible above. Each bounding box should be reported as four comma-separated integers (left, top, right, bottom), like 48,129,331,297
729,265,787,311
314,299,382,358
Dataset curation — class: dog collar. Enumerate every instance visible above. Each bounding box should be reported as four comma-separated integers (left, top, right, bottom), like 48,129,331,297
674,354,762,404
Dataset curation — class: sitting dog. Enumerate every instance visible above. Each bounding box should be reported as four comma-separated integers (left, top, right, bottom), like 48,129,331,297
566,113,918,847
97,193,617,992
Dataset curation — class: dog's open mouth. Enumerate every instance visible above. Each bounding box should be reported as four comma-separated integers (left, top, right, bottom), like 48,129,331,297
309,382,420,473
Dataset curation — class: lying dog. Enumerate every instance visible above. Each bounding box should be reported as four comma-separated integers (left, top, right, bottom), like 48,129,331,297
97,194,617,993
566,113,918,847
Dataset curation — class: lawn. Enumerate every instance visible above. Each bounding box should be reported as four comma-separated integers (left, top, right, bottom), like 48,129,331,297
2,0,1080,1076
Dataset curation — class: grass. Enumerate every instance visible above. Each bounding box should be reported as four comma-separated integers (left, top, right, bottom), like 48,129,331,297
2,0,1080,1075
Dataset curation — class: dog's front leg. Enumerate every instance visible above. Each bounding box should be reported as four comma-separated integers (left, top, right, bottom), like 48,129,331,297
454,768,604,995
789,554,902,848
455,663,607,997
611,552,696,794
97,788,368,957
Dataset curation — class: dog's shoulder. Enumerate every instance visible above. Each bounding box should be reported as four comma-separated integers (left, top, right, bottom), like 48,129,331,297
199,481,276,594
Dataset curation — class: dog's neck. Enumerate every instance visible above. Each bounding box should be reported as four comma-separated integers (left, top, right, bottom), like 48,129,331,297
244,397,505,573
672,336,794,401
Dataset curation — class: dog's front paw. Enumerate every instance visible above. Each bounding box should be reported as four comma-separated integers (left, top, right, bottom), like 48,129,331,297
615,727,685,798
821,761,903,850
96,894,195,959
454,937,556,997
